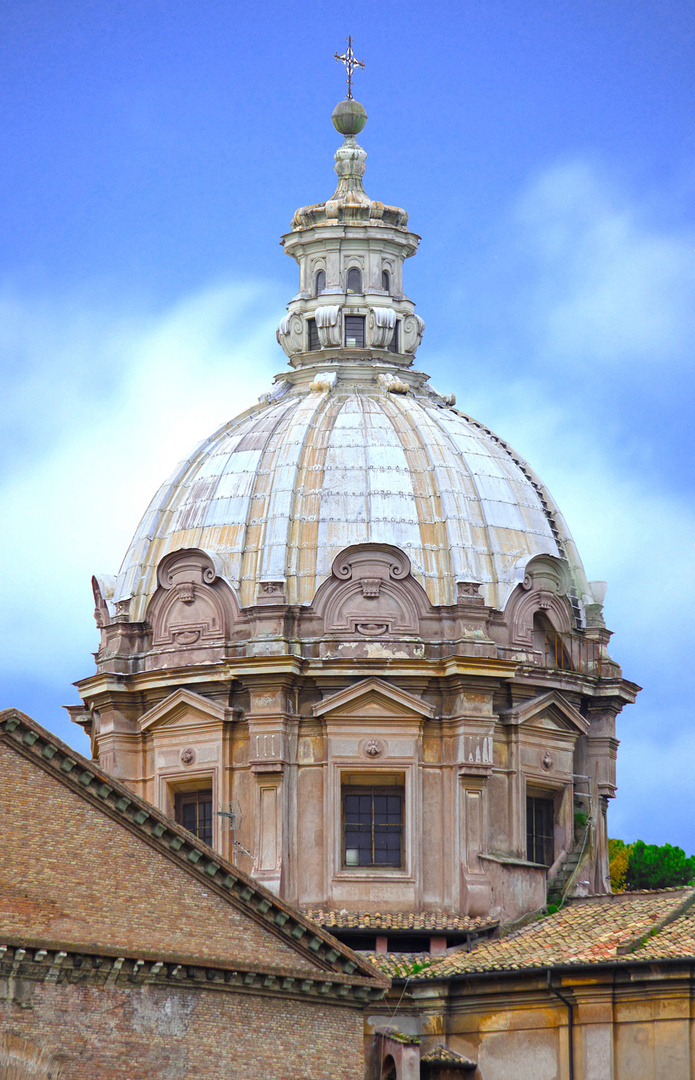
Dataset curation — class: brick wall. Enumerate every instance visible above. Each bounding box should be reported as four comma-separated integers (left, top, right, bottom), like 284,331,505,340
0,976,365,1079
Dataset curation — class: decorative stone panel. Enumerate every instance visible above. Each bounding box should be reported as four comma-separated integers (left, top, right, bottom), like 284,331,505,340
312,544,430,639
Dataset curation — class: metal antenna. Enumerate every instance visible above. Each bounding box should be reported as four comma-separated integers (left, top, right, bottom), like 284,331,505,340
334,36,365,100
217,802,252,867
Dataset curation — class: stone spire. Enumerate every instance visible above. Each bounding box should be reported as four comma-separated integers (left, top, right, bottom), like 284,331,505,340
276,97,424,367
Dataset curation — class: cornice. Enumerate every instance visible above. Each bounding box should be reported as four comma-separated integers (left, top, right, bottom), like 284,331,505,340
75,654,519,700
0,939,379,1007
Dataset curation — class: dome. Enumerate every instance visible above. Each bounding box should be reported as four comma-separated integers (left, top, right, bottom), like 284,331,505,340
110,96,589,625
79,83,631,930
113,373,588,621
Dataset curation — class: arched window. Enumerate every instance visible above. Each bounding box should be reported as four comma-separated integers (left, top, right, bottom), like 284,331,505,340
346,267,362,293
382,269,390,292
381,1056,397,1080
315,269,326,295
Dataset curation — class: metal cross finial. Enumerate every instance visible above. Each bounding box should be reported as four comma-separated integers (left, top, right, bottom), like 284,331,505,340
334,36,365,100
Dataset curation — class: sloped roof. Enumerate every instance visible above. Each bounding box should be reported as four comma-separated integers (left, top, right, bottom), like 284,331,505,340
416,889,695,979
304,910,497,933
0,708,387,1003
364,952,433,979
421,1044,476,1069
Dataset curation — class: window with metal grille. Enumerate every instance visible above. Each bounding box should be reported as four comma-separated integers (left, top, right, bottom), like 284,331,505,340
382,269,390,292
344,314,365,348
343,786,403,867
346,267,362,293
176,789,213,847
315,269,326,295
308,318,320,351
526,795,554,866
387,320,400,354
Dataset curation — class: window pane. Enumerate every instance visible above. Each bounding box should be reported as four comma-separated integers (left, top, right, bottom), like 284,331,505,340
344,315,365,348
527,796,554,866
342,785,403,868
177,790,213,846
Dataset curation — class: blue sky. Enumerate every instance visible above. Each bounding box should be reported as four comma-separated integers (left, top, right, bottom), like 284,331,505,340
1,1,694,849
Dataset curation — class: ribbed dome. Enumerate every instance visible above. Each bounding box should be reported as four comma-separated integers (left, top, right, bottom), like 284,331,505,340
114,379,588,621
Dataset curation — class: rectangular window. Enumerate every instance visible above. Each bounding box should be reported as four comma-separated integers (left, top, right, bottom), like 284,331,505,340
343,785,403,867
387,320,400,354
176,789,213,847
308,318,320,351
526,795,554,866
344,314,365,348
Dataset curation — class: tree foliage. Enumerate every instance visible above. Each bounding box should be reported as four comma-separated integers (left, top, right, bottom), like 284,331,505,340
608,838,633,892
610,838,695,891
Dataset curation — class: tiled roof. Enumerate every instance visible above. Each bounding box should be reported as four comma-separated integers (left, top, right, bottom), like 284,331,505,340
303,910,497,932
417,889,695,979
364,952,433,979
421,1044,476,1069
0,708,387,1001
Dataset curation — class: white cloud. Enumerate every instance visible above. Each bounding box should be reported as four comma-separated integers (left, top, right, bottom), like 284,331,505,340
435,156,695,847
514,160,695,371
0,280,284,683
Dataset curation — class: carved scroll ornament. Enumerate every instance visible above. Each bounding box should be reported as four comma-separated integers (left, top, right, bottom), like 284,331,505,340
313,544,428,638
148,548,237,649
367,306,396,348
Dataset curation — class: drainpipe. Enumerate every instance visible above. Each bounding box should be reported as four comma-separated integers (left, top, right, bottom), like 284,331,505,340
546,970,574,1080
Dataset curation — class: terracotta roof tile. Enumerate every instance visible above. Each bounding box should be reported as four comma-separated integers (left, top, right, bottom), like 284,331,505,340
364,952,433,979
421,1044,476,1068
416,889,695,979
303,910,497,932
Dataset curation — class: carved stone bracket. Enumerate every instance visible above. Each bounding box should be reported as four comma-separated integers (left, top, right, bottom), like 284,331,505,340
255,580,287,606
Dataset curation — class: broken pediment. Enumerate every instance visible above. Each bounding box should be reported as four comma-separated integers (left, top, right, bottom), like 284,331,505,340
138,688,228,733
499,691,589,735
311,677,435,721
311,544,431,639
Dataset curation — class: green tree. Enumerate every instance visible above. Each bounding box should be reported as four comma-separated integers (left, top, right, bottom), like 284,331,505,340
623,840,695,890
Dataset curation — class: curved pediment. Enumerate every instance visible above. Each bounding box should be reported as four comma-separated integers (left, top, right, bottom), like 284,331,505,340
311,544,432,639
146,548,243,650
504,554,576,647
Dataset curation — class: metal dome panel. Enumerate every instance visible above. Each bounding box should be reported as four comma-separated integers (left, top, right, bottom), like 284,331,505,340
113,382,586,621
